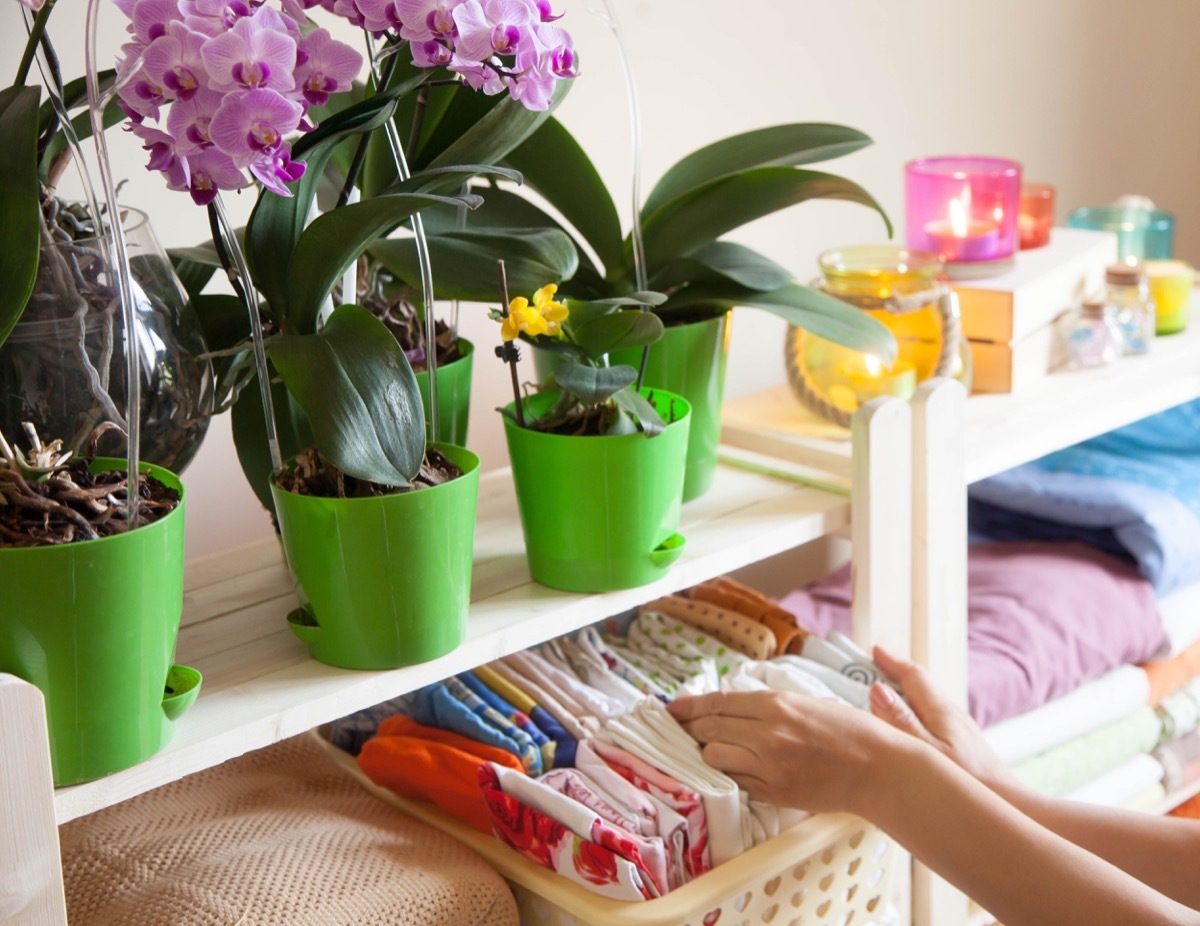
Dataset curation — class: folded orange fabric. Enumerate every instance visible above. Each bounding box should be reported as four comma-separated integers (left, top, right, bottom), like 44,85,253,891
359,716,524,833
689,577,809,656
1169,791,1200,820
1143,637,1200,706
641,594,776,660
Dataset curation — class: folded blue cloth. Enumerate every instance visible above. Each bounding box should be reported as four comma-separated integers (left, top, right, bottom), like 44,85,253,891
969,399,1200,596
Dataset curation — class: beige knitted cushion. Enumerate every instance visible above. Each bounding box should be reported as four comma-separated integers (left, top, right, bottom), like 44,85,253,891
60,734,519,926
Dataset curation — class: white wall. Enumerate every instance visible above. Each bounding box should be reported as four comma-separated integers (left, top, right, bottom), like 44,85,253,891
7,0,1199,560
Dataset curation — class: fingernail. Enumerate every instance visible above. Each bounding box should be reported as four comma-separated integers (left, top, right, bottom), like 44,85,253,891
870,682,897,708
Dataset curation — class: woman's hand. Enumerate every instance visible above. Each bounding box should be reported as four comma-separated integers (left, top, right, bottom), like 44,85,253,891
666,689,909,816
867,647,1018,792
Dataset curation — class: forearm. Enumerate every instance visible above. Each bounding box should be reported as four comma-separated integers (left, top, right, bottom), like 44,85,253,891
864,740,1200,926
992,780,1200,910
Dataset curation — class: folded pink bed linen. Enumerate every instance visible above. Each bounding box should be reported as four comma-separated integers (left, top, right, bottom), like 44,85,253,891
778,542,1165,728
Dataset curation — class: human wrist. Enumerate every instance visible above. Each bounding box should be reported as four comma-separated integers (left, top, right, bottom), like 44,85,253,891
851,728,938,822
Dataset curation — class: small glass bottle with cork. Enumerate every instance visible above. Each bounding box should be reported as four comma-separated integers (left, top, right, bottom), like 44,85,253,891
1064,298,1124,370
1105,263,1156,354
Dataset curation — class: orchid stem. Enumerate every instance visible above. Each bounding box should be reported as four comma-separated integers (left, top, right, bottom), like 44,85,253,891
208,197,282,474
337,51,399,208
15,0,55,87
497,260,526,428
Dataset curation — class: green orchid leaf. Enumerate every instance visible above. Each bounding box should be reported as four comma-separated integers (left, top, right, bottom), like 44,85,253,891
591,292,669,308
246,84,415,322
612,386,667,437
171,256,218,301
552,361,636,404
571,308,663,362
412,82,502,169
428,77,570,173
640,167,892,268
417,186,602,285
291,71,426,161
270,304,425,486
519,333,583,365
35,71,115,133
0,85,42,350
503,116,623,276
37,95,124,182
169,234,240,300
661,281,898,364
231,376,314,511
377,71,460,179
285,190,478,334
559,298,617,336
421,186,566,233
643,123,874,217
190,293,251,399
370,226,578,302
650,242,793,293
379,163,523,197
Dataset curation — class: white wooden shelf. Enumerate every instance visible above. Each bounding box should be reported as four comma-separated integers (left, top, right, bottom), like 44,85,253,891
50,445,851,825
723,308,1200,485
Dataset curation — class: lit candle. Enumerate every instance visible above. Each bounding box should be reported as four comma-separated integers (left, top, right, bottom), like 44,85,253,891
834,353,918,406
923,197,1000,262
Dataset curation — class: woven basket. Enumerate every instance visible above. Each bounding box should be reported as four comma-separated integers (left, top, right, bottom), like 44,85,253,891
316,732,896,926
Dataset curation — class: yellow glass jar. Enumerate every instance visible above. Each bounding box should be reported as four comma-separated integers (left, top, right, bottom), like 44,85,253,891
786,245,972,426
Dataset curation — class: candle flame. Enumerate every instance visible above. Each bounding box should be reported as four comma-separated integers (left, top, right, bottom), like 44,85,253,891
949,196,969,237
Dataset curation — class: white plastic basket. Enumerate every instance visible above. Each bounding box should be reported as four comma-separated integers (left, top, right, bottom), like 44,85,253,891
316,731,896,926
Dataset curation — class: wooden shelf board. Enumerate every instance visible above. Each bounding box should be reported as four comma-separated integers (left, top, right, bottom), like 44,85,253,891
52,449,848,824
722,310,1200,485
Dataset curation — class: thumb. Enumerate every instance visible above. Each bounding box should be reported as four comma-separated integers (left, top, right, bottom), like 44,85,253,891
869,682,934,746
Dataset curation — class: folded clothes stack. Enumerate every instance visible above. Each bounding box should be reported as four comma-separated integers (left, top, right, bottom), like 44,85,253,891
330,576,878,901
778,399,1200,814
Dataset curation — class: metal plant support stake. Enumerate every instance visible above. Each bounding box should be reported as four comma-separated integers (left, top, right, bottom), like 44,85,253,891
590,0,651,387
366,36,441,445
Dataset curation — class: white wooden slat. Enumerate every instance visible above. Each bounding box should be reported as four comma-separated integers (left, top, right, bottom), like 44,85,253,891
911,379,969,706
0,675,67,926
184,537,283,593
721,387,855,479
850,396,912,658
911,379,970,926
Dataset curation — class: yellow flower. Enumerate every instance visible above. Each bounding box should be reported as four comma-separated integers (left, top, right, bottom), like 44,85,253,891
500,296,548,342
498,285,571,341
532,284,569,337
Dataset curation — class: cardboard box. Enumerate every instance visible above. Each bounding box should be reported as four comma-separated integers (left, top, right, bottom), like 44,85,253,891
968,321,1067,394
953,227,1118,343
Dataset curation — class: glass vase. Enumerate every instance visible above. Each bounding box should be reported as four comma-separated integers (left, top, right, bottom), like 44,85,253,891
0,207,214,472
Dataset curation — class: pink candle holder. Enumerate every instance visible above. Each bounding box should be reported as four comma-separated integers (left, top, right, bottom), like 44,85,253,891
905,156,1022,277
1019,182,1055,250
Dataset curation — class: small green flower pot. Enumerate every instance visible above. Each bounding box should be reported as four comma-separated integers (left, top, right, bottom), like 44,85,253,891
415,338,473,447
610,313,731,502
0,459,197,786
271,442,480,670
503,389,690,593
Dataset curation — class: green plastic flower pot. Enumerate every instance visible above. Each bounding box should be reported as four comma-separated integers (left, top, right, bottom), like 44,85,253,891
610,313,730,502
415,338,473,447
271,442,480,670
503,389,691,593
0,459,197,786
